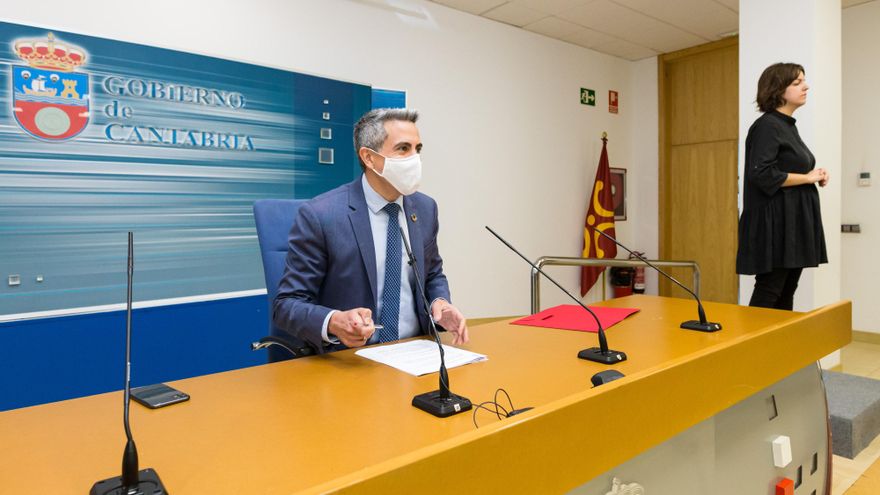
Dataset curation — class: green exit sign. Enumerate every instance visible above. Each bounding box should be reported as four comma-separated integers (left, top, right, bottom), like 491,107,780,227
580,88,596,106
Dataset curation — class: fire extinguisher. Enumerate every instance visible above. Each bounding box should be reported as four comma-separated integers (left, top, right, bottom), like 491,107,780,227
630,251,646,294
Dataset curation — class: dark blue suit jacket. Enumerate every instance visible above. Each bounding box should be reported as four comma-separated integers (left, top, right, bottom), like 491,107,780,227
272,176,451,353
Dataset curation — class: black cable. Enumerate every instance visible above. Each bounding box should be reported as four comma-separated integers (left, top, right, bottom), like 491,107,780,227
472,401,510,429
472,401,508,428
492,399,510,420
495,388,516,414
473,388,528,428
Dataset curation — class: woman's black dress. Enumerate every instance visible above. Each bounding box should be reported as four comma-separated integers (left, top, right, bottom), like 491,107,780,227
736,110,827,275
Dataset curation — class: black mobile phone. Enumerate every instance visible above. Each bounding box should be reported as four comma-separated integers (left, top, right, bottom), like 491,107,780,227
130,383,189,409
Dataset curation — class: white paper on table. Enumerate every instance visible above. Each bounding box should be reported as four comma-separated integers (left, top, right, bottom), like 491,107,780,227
354,339,488,376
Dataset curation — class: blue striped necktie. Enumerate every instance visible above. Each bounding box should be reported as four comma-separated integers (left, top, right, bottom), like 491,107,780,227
377,202,402,343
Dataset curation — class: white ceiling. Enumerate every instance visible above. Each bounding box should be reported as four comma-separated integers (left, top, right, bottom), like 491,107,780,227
430,0,876,61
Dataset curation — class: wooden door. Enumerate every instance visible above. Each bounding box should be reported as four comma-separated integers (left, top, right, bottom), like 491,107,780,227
659,38,739,303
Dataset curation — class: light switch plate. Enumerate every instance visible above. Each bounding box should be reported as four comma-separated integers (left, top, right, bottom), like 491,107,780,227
772,435,792,468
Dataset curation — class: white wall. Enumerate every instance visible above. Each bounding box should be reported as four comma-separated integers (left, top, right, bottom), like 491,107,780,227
842,1,880,333
628,56,660,297
2,0,659,318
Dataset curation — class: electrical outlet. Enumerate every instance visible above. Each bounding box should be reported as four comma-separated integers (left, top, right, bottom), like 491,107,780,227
8,274,21,287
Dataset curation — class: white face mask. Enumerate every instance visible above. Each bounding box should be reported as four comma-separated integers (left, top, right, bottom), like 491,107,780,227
368,150,422,196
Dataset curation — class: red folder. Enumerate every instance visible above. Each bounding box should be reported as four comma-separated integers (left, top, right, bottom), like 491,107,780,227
511,304,639,333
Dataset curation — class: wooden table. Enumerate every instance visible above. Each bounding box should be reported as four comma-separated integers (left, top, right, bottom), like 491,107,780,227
0,296,851,494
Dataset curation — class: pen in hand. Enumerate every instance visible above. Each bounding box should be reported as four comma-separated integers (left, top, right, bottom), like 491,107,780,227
362,325,382,342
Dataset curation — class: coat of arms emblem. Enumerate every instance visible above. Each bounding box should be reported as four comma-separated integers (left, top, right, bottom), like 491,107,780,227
12,32,89,140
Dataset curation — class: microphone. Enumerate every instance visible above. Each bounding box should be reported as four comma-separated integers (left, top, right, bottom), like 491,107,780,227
399,226,472,418
485,226,626,364
595,229,721,332
91,232,167,495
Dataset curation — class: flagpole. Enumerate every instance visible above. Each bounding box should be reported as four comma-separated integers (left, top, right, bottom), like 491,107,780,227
601,131,607,301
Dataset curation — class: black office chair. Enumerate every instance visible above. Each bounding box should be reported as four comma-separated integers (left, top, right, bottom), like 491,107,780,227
252,199,316,362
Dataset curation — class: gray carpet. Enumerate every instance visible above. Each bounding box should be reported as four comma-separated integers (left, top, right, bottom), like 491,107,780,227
823,370,880,459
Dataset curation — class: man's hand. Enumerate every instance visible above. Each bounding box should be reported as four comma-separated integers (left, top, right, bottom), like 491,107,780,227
431,299,468,346
329,308,375,348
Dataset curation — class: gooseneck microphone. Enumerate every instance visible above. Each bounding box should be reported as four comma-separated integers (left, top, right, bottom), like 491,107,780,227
595,229,721,332
485,226,626,364
399,226,472,417
91,232,167,495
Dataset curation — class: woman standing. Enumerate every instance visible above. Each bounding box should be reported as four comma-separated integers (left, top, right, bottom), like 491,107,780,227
736,63,829,310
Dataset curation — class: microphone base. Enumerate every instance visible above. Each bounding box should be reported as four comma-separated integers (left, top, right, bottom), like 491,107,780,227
680,320,722,332
412,390,472,418
90,468,167,495
578,347,627,364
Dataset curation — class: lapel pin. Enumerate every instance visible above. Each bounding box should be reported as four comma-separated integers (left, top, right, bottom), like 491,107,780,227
411,213,417,222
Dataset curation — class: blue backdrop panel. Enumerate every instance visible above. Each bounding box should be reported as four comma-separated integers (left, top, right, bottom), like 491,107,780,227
371,88,406,109
0,295,266,411
0,22,371,315
0,22,375,410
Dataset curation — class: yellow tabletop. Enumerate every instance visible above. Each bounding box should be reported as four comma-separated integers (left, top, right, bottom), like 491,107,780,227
0,295,851,494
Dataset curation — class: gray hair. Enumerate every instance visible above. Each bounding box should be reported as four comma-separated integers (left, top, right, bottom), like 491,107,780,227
354,108,419,168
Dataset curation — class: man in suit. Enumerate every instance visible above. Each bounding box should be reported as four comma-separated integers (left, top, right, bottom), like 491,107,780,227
273,108,468,353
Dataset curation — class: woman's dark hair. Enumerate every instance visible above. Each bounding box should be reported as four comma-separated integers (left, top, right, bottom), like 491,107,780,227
756,63,805,112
